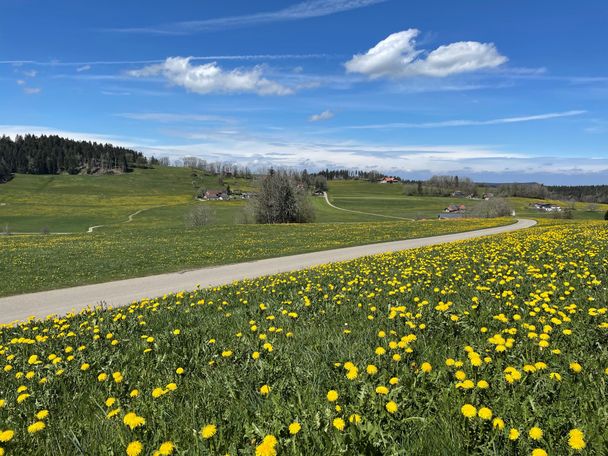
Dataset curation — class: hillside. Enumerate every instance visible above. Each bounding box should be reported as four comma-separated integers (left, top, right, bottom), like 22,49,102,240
0,134,148,179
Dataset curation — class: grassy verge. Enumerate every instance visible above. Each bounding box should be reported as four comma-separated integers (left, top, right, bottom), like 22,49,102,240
0,218,513,296
0,222,606,455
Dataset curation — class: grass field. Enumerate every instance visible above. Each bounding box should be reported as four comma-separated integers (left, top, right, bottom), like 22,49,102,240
0,168,254,232
0,221,606,455
324,180,608,221
0,218,512,297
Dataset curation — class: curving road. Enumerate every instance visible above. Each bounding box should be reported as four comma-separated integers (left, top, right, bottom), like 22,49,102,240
0,219,536,325
323,192,415,221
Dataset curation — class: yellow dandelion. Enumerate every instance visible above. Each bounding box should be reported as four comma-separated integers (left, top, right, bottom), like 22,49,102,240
126,441,143,456
529,427,543,440
478,407,492,420
568,428,586,450
326,390,339,402
27,421,46,434
259,384,271,396
158,441,175,455
332,417,345,431
508,428,520,440
461,404,477,418
288,422,301,435
200,424,217,439
386,401,398,414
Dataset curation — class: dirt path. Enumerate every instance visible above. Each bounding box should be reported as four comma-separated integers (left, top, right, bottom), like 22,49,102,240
0,219,537,324
323,192,416,221
87,208,151,233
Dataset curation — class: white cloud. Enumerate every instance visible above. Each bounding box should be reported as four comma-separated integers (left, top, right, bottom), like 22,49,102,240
345,110,587,129
129,57,293,96
16,79,25,85
23,87,41,95
0,125,153,147
345,29,508,79
22,69,37,77
76,65,91,72
309,110,335,122
111,0,388,34
1,124,605,182
117,112,232,123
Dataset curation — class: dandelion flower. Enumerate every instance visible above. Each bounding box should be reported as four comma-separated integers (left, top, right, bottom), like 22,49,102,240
0,431,14,443
569,362,582,373
35,410,49,420
200,424,217,439
568,428,586,450
332,417,345,431
492,418,505,430
375,386,389,395
255,435,277,456
386,401,398,414
260,384,271,396
158,441,175,455
126,441,143,456
509,428,520,440
288,422,301,435
326,390,338,402
461,404,477,418
529,427,543,440
420,362,432,373
531,449,547,456
27,421,46,434
123,412,145,430
478,407,492,420
349,414,361,424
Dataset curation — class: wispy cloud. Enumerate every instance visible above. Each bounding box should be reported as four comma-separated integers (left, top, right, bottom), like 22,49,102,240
344,110,587,129
0,54,334,67
0,125,154,147
309,110,335,122
116,112,234,124
23,87,41,95
108,0,389,34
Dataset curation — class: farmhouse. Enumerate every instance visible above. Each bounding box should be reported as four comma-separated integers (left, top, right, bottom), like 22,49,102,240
379,176,400,184
445,204,466,213
204,189,228,200
532,202,562,212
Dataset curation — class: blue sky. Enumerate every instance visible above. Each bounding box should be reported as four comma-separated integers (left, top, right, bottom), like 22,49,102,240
1,0,607,184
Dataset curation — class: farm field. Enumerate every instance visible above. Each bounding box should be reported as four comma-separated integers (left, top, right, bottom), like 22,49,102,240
0,167,254,232
0,221,606,455
324,181,608,222
0,218,512,297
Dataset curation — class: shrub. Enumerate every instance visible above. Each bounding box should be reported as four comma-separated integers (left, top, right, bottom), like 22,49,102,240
471,198,513,218
185,204,215,227
252,170,315,224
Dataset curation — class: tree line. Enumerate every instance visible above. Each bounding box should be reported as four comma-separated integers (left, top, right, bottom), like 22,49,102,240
0,134,149,181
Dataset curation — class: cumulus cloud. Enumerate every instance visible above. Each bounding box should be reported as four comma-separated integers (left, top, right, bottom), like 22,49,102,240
309,110,335,122
129,57,293,96
345,29,507,79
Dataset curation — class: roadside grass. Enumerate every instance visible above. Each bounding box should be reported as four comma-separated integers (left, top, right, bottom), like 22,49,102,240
0,222,606,455
0,218,513,297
